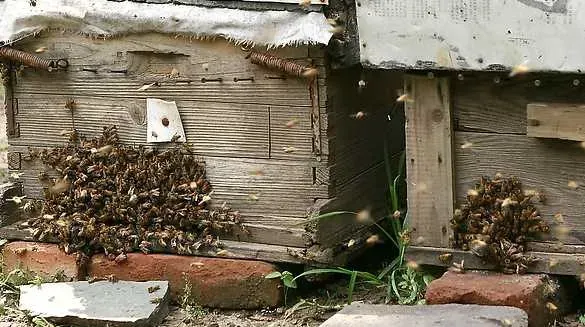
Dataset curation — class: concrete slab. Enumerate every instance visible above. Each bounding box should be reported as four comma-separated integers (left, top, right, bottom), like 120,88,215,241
19,280,169,327
319,303,528,327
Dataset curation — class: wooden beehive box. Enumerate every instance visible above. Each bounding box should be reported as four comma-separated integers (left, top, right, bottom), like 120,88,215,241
0,27,403,266
404,72,585,275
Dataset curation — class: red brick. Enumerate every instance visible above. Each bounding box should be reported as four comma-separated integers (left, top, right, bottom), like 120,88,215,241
2,241,78,280
89,253,282,309
425,271,563,327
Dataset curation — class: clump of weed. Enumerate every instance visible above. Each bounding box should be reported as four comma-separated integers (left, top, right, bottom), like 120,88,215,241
179,273,207,324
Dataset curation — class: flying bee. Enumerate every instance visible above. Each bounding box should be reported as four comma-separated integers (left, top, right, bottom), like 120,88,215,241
355,209,372,223
282,146,298,153
460,141,473,149
285,119,300,128
509,61,530,78
247,193,260,202
349,111,367,119
365,234,382,246
405,260,419,271
545,302,558,312
298,0,311,9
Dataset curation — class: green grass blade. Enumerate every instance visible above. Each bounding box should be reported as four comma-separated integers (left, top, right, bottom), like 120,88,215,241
377,256,401,279
373,222,399,249
397,151,406,180
291,268,353,282
383,140,395,203
390,269,402,301
347,270,357,304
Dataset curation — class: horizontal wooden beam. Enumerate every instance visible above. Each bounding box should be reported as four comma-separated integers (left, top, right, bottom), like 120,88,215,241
527,103,585,141
407,246,585,276
0,223,305,264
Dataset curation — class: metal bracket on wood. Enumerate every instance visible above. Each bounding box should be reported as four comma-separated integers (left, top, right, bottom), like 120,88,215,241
309,78,322,161
4,66,19,139
7,152,21,170
0,47,68,71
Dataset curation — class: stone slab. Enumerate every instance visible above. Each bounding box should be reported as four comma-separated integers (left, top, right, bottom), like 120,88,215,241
319,303,528,327
19,280,169,327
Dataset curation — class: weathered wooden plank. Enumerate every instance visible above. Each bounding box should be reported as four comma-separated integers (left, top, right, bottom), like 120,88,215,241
10,95,329,161
526,103,585,141
453,74,585,134
325,68,404,194
14,77,312,108
406,246,585,276
405,75,454,248
13,33,322,108
455,131,585,243
0,223,304,264
315,162,389,247
16,32,313,65
526,241,585,254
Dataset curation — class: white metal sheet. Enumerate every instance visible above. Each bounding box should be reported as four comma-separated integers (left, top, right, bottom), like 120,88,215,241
356,0,585,72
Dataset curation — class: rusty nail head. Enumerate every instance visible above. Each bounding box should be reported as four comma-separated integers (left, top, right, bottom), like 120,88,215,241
162,118,169,127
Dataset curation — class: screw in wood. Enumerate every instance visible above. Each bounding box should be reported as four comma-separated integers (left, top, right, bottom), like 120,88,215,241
162,117,169,127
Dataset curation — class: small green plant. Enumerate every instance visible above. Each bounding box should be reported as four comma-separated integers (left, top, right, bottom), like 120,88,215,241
179,273,207,323
267,147,434,305
265,271,297,305
578,314,585,325
389,265,434,305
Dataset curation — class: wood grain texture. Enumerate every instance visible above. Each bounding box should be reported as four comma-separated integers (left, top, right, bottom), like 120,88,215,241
453,73,585,134
526,103,585,141
310,68,404,247
455,131,585,244
325,68,404,191
0,223,305,264
407,246,585,276
315,162,389,247
405,75,454,248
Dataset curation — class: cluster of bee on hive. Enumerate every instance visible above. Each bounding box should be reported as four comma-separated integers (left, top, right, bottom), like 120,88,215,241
450,174,550,274
22,125,241,267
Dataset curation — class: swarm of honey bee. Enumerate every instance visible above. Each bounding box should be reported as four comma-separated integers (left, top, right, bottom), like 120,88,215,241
450,174,550,274
25,125,241,263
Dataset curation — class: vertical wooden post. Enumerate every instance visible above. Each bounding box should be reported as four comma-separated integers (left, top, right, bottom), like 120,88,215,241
405,75,454,248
